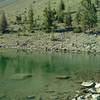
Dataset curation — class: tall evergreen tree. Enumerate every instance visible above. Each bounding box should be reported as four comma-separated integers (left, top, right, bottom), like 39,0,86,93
0,11,8,33
80,0,97,31
28,5,34,32
75,8,81,25
58,0,65,22
59,0,65,11
43,1,53,33
64,7,72,28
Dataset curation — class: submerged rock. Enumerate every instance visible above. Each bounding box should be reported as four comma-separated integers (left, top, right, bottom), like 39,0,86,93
56,75,71,80
0,93,6,99
85,93,92,99
72,96,85,100
88,88,97,94
81,81,95,88
49,95,59,100
77,95,85,100
26,95,35,99
10,73,32,80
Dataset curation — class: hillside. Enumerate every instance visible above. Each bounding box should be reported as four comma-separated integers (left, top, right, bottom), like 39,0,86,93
0,0,81,16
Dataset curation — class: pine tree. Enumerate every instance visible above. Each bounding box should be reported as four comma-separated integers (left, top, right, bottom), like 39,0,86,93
80,0,97,31
59,0,65,11
75,8,81,25
58,0,65,22
28,5,34,32
43,1,53,33
64,9,72,28
16,14,22,24
0,11,8,33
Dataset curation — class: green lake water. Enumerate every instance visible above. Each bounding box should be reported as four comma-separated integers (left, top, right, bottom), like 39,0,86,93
0,49,100,99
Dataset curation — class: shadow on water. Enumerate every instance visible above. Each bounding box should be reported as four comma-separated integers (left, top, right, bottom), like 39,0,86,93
0,56,10,75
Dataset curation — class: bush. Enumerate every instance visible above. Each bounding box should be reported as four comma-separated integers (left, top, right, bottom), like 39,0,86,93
73,27,82,33
18,32,31,36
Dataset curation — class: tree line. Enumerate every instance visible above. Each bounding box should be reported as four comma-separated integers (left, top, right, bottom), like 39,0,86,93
0,0,99,34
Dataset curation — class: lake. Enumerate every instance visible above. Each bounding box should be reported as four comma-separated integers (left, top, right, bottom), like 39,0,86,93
0,49,100,99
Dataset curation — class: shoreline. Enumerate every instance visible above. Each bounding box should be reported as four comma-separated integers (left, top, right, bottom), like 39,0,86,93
0,32,100,55
0,45,100,55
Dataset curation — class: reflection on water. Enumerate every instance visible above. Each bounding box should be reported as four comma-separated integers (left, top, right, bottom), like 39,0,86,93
0,50,100,77
0,49,100,99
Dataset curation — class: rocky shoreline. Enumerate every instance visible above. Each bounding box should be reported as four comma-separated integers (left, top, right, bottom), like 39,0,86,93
72,81,100,100
0,32,100,54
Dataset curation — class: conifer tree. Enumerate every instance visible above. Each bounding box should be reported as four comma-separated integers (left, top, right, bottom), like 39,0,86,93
0,11,8,33
43,1,53,33
75,8,81,25
58,0,65,22
64,7,72,28
59,0,65,11
28,5,34,32
80,0,97,31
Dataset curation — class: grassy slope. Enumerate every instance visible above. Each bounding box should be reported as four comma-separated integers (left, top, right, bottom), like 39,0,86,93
0,0,81,16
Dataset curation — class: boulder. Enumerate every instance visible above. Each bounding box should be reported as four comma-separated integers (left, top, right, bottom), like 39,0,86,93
81,81,95,88
77,96,85,100
92,94,100,100
96,88,100,94
72,96,85,100
95,83,100,88
10,73,32,80
85,93,92,99
88,88,96,94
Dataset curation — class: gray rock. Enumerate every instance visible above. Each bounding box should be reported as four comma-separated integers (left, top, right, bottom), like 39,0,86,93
95,83,100,88
81,81,95,88
72,96,85,100
10,73,32,80
77,96,85,100
88,88,97,94
96,88,100,94
49,95,59,100
85,93,92,100
26,95,35,99
56,75,71,80
92,94,100,100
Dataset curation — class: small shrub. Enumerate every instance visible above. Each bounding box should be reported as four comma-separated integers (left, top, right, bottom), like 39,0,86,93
73,27,82,33
18,32,31,36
